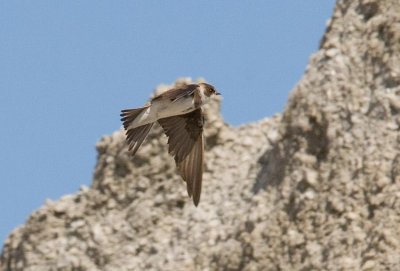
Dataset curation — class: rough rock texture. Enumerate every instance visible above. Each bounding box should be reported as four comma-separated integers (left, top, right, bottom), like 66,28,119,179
2,0,400,270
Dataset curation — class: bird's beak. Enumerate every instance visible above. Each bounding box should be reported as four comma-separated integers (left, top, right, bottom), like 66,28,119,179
215,91,221,96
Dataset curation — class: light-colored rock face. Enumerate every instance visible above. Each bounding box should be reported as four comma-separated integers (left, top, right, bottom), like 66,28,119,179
2,0,400,270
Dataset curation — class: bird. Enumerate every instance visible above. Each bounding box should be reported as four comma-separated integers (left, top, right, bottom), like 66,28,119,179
120,82,221,206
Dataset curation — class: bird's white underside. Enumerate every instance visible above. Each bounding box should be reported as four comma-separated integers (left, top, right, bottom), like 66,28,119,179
127,87,210,130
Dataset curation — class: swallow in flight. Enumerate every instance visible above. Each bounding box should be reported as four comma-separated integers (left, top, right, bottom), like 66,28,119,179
120,83,221,206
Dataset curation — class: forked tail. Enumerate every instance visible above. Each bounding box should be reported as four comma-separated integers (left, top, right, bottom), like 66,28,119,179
120,107,153,156
121,107,148,130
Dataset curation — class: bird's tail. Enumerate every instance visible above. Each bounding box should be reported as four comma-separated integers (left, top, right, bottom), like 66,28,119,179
120,106,153,156
120,106,149,130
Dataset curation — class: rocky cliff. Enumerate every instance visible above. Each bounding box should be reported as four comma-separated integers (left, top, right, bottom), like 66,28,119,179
2,0,400,270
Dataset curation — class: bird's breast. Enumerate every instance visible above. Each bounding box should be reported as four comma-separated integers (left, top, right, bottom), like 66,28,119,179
155,98,196,119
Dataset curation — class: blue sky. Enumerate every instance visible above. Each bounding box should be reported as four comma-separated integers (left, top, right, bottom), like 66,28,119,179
0,1,335,244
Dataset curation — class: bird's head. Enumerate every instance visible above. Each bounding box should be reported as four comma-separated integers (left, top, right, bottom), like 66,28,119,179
199,83,221,97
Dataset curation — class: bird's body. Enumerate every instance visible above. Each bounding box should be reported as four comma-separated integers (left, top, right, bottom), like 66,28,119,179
120,82,220,206
126,87,200,129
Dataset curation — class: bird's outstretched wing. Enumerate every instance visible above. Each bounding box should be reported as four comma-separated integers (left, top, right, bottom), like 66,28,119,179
158,108,204,206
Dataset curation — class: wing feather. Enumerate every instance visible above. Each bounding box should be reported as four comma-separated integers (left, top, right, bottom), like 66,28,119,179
158,108,204,206
151,84,198,102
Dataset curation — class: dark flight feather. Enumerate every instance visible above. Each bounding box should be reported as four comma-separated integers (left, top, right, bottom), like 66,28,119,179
158,108,204,206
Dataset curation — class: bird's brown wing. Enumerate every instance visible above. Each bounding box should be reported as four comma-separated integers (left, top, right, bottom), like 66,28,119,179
158,108,204,206
152,84,198,102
